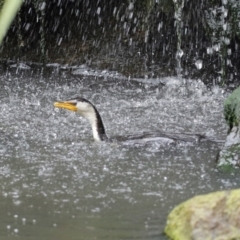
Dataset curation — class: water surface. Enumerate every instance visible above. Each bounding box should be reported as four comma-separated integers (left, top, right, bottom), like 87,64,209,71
0,67,239,239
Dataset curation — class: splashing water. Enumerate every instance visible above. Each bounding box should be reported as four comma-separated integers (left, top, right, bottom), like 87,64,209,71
0,66,239,240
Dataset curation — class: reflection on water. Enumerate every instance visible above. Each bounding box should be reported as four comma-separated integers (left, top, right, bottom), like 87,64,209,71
0,67,239,240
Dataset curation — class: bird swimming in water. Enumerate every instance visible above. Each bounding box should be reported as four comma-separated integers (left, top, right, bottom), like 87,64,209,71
54,97,107,142
54,97,221,145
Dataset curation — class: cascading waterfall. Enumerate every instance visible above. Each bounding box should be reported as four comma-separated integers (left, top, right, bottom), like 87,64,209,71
2,1,240,83
205,0,240,84
35,0,47,62
173,0,184,77
205,2,228,84
17,11,23,61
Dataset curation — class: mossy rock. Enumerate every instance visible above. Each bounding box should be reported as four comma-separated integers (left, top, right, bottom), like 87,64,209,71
217,142,240,169
224,87,240,132
165,189,240,240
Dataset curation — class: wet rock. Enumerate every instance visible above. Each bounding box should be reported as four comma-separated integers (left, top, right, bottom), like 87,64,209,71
224,87,240,132
217,126,240,169
164,189,240,240
217,87,240,169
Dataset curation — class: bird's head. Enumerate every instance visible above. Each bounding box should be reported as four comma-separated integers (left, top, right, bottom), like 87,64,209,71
54,97,95,116
54,97,107,141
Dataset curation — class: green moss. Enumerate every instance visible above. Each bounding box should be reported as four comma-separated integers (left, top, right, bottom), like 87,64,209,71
224,87,240,131
217,162,237,172
217,143,240,169
165,189,240,240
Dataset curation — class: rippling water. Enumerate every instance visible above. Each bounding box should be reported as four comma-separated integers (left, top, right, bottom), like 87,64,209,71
0,66,239,239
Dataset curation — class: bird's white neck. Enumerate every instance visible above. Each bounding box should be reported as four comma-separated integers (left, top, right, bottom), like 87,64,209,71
78,104,107,142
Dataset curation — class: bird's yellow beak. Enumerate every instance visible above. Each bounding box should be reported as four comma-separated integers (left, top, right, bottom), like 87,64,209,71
54,101,77,112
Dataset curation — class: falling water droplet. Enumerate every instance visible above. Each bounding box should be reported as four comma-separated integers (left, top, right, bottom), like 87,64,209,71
195,60,203,69
227,59,232,66
40,2,46,11
128,2,134,10
58,38,63,46
223,23,227,31
222,0,228,5
224,37,230,45
22,218,26,224
176,49,183,58
207,47,213,54
97,7,101,15
213,44,220,52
